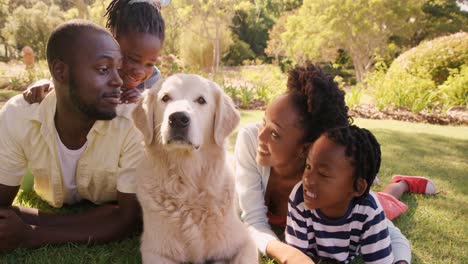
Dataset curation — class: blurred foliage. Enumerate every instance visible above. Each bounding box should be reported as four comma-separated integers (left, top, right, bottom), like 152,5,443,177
277,0,426,82
2,2,65,59
367,32,468,112
438,65,468,108
240,65,286,104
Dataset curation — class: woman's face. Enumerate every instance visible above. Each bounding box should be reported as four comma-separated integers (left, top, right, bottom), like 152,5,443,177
256,94,307,168
116,31,162,89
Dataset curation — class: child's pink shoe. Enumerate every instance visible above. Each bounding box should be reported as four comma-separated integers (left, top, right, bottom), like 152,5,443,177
391,175,437,194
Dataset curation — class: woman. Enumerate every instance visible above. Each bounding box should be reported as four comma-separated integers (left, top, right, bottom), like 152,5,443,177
235,62,412,264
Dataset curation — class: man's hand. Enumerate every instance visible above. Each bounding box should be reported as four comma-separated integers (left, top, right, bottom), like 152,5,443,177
120,88,142,104
22,79,54,104
0,208,33,251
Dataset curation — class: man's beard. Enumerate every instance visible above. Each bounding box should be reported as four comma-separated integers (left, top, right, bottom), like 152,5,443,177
69,75,117,121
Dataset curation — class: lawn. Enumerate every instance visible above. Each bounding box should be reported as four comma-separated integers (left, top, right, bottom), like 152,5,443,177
0,89,20,101
0,110,467,264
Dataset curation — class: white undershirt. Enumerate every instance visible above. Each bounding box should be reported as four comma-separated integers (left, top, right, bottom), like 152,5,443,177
55,130,87,204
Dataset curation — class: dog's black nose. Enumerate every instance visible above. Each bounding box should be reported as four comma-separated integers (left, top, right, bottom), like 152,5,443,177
169,112,190,128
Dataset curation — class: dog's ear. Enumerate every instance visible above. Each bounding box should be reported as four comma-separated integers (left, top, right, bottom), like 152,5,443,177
211,80,240,147
132,79,163,145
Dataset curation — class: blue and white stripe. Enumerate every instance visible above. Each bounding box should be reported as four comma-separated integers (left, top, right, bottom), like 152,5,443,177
285,182,394,264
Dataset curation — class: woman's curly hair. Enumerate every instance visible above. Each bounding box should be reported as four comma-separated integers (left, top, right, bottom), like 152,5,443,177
287,62,351,144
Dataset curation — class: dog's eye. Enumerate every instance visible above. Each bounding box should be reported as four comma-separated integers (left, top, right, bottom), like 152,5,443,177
162,94,171,102
196,96,206,105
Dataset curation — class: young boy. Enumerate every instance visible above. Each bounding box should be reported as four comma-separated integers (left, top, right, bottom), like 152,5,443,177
285,125,394,264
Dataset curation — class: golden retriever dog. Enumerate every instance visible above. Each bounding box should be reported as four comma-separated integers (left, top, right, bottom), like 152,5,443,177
132,74,258,264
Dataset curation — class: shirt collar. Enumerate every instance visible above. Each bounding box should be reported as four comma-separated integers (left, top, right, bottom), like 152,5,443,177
29,91,111,136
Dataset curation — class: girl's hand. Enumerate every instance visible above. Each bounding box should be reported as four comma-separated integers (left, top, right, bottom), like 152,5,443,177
22,79,54,104
120,88,141,104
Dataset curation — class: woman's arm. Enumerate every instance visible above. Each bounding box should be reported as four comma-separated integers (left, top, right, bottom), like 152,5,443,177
234,124,278,253
387,219,411,264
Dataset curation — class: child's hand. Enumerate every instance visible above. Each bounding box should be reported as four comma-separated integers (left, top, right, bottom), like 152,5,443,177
120,88,141,104
23,79,54,104
281,247,316,264
267,240,315,264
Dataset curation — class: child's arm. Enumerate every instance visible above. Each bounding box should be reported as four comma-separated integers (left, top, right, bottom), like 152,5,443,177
283,182,316,263
22,79,54,104
360,209,394,264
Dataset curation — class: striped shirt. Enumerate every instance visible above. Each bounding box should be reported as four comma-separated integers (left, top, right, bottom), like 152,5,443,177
136,66,162,91
286,182,394,264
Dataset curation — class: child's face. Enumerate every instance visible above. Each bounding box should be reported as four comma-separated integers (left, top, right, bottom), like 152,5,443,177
302,135,362,219
117,31,162,89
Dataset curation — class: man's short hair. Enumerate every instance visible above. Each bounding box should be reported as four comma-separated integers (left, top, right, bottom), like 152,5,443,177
46,19,113,67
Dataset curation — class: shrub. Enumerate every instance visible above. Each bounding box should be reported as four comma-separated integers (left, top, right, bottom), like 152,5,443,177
438,65,468,108
345,85,363,110
240,65,286,104
368,32,468,112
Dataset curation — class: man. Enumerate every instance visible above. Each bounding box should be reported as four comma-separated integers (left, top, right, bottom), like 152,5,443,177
0,20,143,251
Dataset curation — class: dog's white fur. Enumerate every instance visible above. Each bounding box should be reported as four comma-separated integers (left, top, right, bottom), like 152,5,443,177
132,74,258,264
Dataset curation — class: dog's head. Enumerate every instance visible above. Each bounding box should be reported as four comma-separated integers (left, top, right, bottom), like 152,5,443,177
133,74,240,151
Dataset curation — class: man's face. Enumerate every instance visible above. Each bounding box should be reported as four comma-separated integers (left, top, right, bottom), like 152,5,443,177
67,31,123,120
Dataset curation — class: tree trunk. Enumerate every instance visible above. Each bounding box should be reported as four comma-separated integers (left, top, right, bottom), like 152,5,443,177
213,0,221,74
214,22,220,74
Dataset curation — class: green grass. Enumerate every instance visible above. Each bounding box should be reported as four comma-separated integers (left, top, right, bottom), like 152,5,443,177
1,110,467,263
0,89,20,102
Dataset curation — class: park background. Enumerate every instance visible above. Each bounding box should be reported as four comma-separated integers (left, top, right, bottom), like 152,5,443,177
0,0,467,263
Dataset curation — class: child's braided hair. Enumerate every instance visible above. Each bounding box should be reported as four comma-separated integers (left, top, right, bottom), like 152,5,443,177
326,125,381,199
105,0,165,41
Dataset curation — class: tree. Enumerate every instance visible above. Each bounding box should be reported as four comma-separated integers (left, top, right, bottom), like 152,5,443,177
410,0,468,45
265,12,290,64
230,5,275,60
0,0,9,58
279,0,425,82
187,0,239,73
2,2,65,59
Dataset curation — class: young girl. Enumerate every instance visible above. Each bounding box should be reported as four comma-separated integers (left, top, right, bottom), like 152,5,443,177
23,0,165,104
286,125,393,263
235,63,421,264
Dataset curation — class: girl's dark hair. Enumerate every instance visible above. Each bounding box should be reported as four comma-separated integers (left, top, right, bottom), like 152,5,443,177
287,62,350,144
105,0,165,41
326,125,381,199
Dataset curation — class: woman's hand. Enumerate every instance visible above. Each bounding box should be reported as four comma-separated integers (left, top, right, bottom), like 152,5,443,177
120,88,141,104
266,240,315,264
22,79,54,104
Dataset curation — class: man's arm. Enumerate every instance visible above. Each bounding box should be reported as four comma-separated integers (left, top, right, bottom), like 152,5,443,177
0,184,19,207
0,189,141,251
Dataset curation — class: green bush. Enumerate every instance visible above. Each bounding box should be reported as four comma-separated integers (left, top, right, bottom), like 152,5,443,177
345,85,363,110
368,32,468,112
222,35,255,66
240,65,286,104
2,2,65,60
438,65,468,108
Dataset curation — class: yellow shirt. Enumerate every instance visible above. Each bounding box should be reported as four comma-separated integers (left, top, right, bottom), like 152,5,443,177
0,93,143,208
